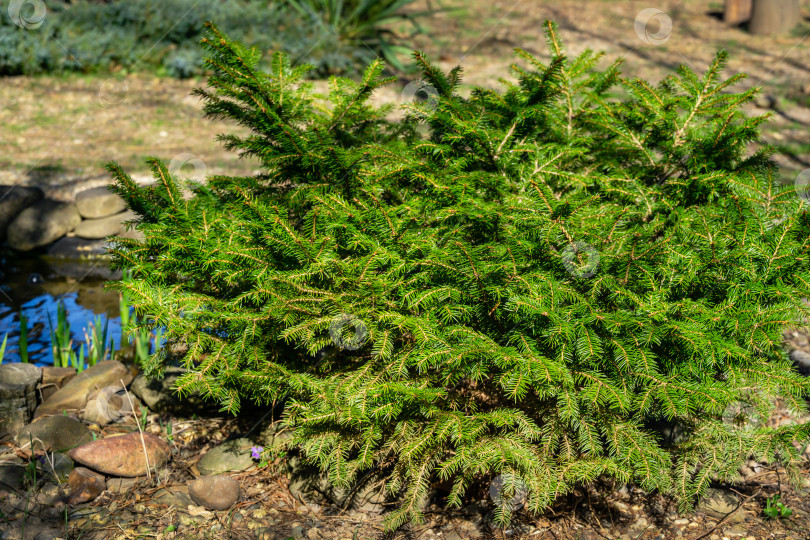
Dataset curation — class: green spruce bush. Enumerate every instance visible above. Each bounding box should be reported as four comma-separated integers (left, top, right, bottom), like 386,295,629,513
105,22,810,528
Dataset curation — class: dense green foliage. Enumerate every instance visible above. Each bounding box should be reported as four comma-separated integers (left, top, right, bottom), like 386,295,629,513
0,0,426,77
105,22,810,529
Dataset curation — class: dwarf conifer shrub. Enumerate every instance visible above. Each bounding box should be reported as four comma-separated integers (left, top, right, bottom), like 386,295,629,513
105,22,810,529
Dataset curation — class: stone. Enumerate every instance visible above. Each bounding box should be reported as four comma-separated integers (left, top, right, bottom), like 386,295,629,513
35,360,133,418
258,420,294,450
41,451,74,484
286,455,386,512
6,199,81,251
80,385,142,426
68,467,106,505
15,415,94,458
255,529,277,540
0,458,28,491
72,210,137,239
0,185,44,244
187,475,241,511
152,485,194,508
790,349,810,376
130,366,221,416
45,236,112,260
68,432,171,477
39,366,77,402
106,477,138,493
74,185,127,219
196,438,256,476
38,483,68,506
33,530,65,540
0,362,41,437
697,488,739,520
754,94,777,109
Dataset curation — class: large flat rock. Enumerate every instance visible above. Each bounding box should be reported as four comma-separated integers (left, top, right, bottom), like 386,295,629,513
6,199,81,251
0,185,44,244
35,361,134,418
74,185,128,219
73,210,137,239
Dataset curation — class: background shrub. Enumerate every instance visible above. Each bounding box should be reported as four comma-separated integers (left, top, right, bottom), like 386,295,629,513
105,22,810,529
0,0,428,78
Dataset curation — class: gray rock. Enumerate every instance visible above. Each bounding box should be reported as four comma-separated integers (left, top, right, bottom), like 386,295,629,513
152,485,195,508
39,366,77,403
754,94,777,109
0,362,41,437
790,349,810,376
286,455,387,512
188,475,241,510
196,438,256,476
35,360,133,418
107,477,139,493
80,385,142,426
33,530,65,540
6,199,81,251
73,210,137,240
258,420,294,451
130,366,221,416
696,488,739,520
15,415,94,457
0,458,27,491
0,185,44,244
42,451,74,484
45,236,111,260
74,185,127,219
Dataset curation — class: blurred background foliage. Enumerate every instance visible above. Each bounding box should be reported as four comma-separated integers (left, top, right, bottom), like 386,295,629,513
0,0,434,78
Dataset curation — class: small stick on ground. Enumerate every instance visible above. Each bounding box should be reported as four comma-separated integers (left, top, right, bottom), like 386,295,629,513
121,378,151,481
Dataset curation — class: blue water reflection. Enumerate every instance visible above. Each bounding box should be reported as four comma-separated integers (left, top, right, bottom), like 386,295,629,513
0,253,164,368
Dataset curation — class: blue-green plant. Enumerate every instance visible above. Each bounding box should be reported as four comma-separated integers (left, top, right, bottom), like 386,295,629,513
0,0,429,78
284,0,439,71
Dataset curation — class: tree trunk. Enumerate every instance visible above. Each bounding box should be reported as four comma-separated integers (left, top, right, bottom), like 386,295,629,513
748,0,802,35
724,0,752,25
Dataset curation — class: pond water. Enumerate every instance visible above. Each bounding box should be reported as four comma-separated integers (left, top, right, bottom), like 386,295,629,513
0,248,161,367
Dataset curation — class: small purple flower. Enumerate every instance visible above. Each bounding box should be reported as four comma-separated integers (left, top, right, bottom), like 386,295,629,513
38,456,46,464
250,446,263,459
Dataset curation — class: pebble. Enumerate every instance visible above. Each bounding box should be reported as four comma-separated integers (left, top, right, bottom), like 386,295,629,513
188,474,241,510
67,467,106,505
